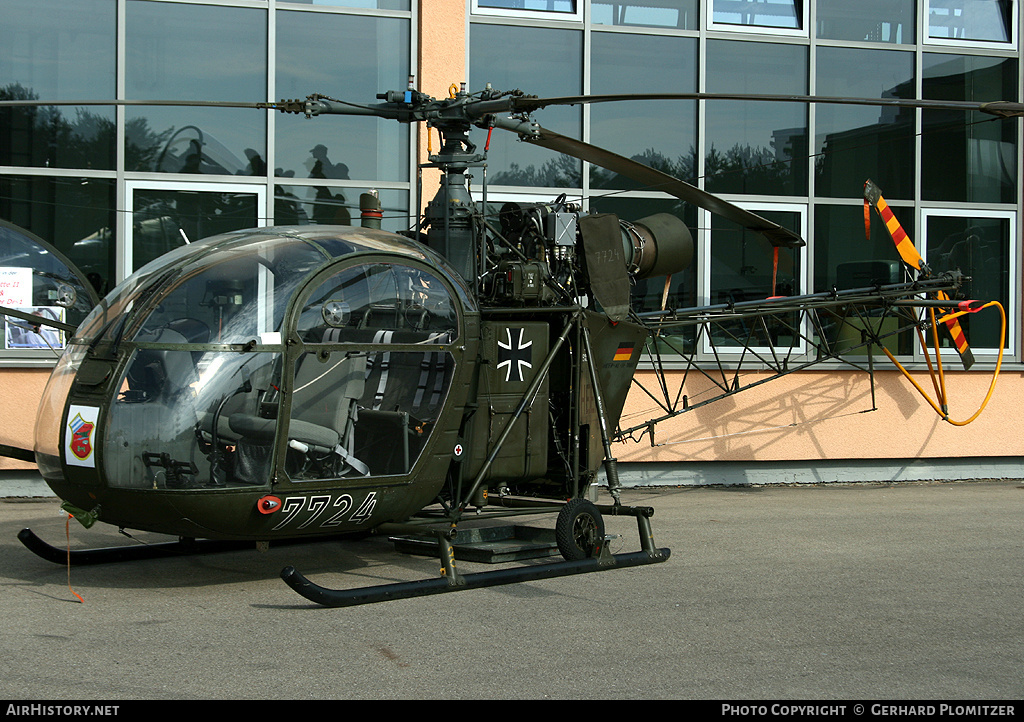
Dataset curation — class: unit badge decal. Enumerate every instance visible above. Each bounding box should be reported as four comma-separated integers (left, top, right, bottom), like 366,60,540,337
65,405,99,468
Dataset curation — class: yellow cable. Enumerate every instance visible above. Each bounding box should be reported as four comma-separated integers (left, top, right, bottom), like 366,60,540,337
882,301,1005,426
915,324,944,406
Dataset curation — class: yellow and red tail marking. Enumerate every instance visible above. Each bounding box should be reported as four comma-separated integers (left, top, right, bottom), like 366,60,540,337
936,291,977,369
863,180,926,272
939,293,968,352
874,196,925,272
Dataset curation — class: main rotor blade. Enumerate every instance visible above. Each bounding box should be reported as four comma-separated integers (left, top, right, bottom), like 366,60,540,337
6,92,1021,119
508,93,1024,118
491,118,803,248
0,99,273,109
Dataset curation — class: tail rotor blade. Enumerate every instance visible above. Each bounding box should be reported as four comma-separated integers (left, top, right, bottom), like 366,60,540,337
864,179,975,370
863,180,928,273
936,291,976,371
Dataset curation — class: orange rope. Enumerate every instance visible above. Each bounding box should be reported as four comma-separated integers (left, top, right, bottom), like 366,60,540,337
66,515,84,603
771,246,779,297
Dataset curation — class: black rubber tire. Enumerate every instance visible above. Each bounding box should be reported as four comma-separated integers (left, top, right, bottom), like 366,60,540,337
555,498,605,561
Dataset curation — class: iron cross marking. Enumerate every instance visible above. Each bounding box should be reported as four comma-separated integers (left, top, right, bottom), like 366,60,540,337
497,327,533,383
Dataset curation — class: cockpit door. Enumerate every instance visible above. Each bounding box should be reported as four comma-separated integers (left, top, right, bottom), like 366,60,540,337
281,258,461,484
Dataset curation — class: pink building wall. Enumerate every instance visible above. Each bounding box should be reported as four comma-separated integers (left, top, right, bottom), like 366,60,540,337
616,368,1024,464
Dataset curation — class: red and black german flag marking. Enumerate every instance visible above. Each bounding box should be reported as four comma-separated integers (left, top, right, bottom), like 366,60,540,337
613,342,635,361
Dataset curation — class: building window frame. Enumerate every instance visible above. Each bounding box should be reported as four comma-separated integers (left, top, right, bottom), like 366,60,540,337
923,0,1019,50
919,206,1018,359
123,180,269,279
699,201,809,356
706,0,809,38
470,0,584,22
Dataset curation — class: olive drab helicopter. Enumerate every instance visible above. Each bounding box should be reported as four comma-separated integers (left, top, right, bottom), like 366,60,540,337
0,84,1019,607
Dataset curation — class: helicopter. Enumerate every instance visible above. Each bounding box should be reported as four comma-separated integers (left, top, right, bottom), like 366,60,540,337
0,84,1018,607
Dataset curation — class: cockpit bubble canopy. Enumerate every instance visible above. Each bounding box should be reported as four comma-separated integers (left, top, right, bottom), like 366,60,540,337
0,219,100,343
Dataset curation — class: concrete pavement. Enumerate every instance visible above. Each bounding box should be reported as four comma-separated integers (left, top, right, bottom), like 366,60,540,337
1,480,1021,700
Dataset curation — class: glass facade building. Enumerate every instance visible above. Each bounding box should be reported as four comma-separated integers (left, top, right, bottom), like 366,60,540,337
1,0,414,342
1,0,1021,375
471,0,1022,366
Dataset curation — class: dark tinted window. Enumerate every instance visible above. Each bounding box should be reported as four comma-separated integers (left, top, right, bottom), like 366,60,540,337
816,0,914,43
124,1,268,175
712,0,802,29
275,11,410,183
815,47,916,199
470,23,583,187
590,33,698,191
0,0,117,170
921,54,1018,203
0,175,116,296
926,213,1011,350
705,41,808,196
928,0,1014,43
592,0,697,29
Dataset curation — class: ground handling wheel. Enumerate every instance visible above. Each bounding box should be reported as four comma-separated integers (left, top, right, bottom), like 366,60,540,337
555,498,606,561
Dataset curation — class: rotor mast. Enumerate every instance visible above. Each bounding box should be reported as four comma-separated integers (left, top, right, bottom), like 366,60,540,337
420,83,489,285
278,81,518,287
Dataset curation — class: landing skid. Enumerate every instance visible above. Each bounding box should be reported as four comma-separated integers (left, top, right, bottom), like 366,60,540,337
281,502,671,607
18,528,255,565
17,527,343,566
19,502,671,606
282,547,670,607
